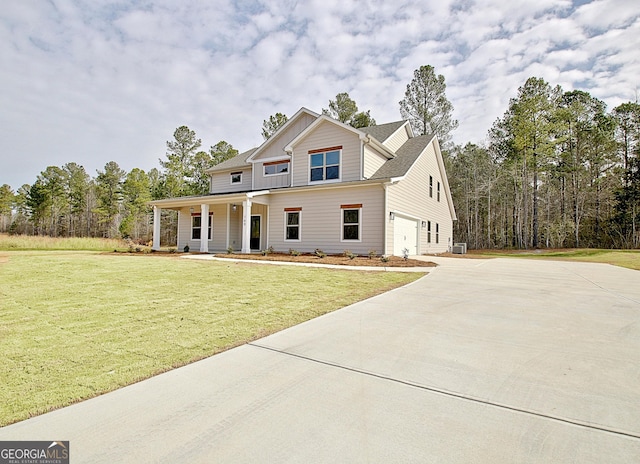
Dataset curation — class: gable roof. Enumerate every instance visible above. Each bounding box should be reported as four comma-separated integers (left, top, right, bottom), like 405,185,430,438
246,107,319,162
370,134,435,179
360,121,406,144
207,147,257,173
284,114,366,152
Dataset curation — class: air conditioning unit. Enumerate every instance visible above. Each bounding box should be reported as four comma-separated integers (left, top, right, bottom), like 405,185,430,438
452,243,467,254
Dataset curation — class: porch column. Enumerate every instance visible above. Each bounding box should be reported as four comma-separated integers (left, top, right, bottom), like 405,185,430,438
241,198,252,253
200,203,209,253
152,205,161,251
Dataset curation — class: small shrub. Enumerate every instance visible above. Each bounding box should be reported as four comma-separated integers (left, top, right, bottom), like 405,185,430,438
169,248,177,254
368,249,377,259
135,247,141,253
227,246,234,254
289,249,301,256
402,248,409,260
183,245,190,253
314,248,326,258
261,245,274,256
380,255,390,263
343,250,357,260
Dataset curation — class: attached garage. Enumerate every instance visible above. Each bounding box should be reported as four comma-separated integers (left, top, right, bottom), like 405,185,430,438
393,215,419,256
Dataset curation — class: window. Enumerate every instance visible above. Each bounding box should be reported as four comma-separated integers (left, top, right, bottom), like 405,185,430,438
341,204,361,241
264,160,289,176
309,147,341,182
429,176,433,197
436,223,439,244
427,221,431,243
285,209,301,241
437,181,441,201
191,213,212,240
230,172,242,184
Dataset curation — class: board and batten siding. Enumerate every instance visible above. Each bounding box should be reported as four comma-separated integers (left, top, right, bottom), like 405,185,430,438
363,145,388,179
253,161,291,190
381,124,410,152
291,121,362,187
210,169,252,194
267,184,385,255
386,141,454,254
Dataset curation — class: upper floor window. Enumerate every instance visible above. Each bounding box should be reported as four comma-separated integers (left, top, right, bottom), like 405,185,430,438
264,160,289,176
309,146,341,182
230,172,242,184
437,181,441,201
429,176,433,197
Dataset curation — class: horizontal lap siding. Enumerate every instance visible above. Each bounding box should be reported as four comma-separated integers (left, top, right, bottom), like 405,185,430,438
177,205,229,252
210,170,251,193
252,113,316,161
253,165,291,190
363,146,388,178
267,185,384,255
386,142,454,254
292,122,362,186
381,125,409,152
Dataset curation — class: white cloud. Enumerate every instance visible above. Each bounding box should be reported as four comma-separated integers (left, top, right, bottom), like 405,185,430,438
0,0,638,189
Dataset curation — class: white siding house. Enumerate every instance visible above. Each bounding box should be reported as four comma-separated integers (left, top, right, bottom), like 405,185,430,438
149,107,456,256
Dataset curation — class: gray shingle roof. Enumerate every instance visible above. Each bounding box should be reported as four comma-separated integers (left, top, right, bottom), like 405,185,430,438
359,121,406,143
370,134,435,179
207,147,257,172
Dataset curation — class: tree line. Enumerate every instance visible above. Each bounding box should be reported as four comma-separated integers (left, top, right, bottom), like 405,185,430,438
447,78,640,249
1,65,638,249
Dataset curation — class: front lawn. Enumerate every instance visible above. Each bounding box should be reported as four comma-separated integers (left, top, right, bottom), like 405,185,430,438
0,252,423,426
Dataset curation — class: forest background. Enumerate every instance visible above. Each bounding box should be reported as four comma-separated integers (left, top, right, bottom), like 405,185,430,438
1,66,638,250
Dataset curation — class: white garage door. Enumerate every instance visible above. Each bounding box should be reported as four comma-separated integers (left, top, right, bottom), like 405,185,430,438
393,216,418,256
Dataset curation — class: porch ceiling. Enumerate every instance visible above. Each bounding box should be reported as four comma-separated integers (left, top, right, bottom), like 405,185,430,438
149,191,270,210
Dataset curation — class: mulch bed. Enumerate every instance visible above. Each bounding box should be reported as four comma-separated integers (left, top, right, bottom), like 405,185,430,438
214,253,436,267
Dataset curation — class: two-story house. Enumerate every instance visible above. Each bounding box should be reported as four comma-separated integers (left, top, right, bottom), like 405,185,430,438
149,107,456,256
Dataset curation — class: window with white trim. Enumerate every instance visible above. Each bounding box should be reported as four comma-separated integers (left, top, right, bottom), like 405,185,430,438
427,221,431,243
264,160,289,176
310,147,341,182
341,204,361,241
285,209,301,241
191,213,213,240
230,172,242,184
437,181,441,201
429,176,433,197
436,223,439,244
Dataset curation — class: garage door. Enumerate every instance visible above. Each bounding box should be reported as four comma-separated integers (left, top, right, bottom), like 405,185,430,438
393,216,418,256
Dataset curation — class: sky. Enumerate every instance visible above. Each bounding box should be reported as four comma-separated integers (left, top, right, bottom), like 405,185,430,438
1,0,638,190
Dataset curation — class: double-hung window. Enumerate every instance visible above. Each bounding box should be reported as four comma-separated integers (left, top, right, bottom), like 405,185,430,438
191,213,212,240
264,160,289,176
436,223,439,244
437,181,441,201
429,176,433,197
309,147,341,182
284,208,301,241
230,172,242,184
427,221,432,243
341,204,361,241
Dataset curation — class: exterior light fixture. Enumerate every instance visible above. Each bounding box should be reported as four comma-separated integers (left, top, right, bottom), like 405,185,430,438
190,207,194,213
389,212,395,220
421,221,427,228
232,204,237,212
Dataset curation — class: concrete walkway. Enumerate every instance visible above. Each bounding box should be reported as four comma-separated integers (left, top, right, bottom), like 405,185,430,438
1,257,639,462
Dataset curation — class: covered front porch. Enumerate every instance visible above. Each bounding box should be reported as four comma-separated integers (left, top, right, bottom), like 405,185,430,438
149,191,270,254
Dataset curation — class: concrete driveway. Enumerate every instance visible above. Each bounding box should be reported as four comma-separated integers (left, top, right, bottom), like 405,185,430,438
1,257,639,463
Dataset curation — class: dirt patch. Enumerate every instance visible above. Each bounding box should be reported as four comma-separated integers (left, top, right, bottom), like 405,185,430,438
214,253,435,268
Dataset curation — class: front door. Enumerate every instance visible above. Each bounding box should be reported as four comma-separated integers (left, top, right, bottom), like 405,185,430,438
250,215,261,250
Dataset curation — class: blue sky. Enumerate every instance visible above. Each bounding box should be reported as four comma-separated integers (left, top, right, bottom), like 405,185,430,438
1,0,638,189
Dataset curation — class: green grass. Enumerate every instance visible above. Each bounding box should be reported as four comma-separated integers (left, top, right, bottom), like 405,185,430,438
0,251,422,426
471,248,640,271
0,234,130,251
